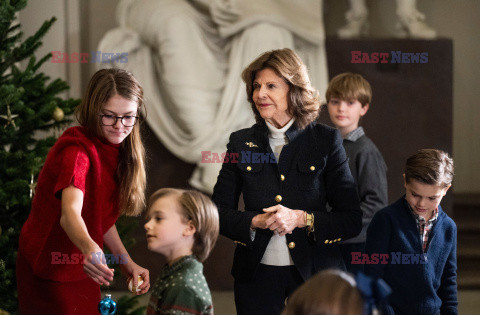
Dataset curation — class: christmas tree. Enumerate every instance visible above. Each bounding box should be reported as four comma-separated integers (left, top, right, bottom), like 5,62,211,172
0,0,77,312
0,0,78,312
0,1,144,314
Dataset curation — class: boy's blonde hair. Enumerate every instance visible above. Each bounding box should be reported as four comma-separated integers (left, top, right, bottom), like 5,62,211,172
326,72,372,107
282,269,363,315
405,149,454,188
148,188,219,262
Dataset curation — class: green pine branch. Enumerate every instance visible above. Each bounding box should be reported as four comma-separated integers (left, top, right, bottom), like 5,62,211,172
0,1,77,313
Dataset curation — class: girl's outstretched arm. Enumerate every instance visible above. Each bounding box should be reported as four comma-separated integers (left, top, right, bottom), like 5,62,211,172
60,185,114,285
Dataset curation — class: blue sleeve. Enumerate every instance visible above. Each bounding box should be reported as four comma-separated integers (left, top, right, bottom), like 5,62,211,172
438,223,458,314
365,210,391,278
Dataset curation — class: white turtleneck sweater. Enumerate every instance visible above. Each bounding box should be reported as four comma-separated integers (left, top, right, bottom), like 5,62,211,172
258,118,295,266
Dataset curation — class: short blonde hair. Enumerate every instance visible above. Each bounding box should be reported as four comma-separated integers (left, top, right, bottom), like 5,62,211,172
148,188,219,262
326,72,372,107
282,270,363,315
405,149,454,188
242,48,320,129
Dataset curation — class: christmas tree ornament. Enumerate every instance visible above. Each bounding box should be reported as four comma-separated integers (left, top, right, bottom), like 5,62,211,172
29,173,37,198
98,294,117,315
128,275,144,293
52,106,64,122
0,104,19,128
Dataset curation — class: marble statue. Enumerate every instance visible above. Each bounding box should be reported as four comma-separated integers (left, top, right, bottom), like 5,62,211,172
338,0,437,39
97,0,328,193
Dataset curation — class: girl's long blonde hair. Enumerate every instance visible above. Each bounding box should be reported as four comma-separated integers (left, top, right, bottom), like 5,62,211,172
75,68,146,216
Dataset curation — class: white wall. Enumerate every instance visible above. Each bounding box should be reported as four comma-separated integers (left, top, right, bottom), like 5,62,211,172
19,0,81,98
19,0,480,193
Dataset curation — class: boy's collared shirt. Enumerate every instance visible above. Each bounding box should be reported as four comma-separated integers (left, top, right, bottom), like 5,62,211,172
344,126,365,142
406,199,439,252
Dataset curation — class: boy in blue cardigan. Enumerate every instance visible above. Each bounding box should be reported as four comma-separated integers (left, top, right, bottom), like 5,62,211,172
365,149,457,315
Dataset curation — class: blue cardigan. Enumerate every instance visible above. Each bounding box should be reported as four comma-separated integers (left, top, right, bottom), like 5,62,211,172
365,197,457,315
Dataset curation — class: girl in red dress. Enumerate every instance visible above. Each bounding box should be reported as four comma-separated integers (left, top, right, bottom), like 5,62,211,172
17,68,150,314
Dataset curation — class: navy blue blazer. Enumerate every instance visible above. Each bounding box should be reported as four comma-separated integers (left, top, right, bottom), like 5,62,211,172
365,197,458,315
212,121,362,281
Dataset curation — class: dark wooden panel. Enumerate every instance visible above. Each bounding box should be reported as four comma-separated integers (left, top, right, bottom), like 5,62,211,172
323,38,453,211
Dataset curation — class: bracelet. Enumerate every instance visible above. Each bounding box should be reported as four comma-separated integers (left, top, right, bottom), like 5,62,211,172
309,213,315,233
305,212,314,232
308,213,315,232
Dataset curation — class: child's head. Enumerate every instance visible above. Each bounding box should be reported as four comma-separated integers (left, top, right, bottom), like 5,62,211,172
144,188,219,263
75,68,144,144
326,73,371,136
282,269,363,315
326,72,372,106
76,68,146,217
403,149,454,220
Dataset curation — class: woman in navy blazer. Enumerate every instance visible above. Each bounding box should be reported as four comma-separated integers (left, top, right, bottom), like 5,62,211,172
212,48,362,315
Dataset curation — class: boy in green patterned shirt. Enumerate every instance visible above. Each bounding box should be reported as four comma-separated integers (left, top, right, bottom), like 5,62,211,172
144,188,219,314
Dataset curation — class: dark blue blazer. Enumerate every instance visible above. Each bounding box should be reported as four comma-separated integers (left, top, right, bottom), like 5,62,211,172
365,197,458,315
212,121,362,281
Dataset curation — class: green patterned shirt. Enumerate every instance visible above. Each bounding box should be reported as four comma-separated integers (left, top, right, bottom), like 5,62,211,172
147,255,214,315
